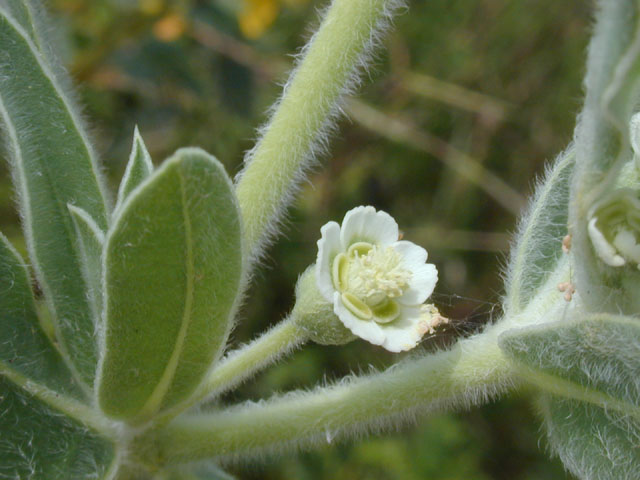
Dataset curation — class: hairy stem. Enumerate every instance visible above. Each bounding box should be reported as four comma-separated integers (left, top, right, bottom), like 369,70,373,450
235,0,403,259
141,328,516,464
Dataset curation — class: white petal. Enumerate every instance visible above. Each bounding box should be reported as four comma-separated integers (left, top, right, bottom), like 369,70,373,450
316,221,342,302
397,263,438,305
588,218,625,267
340,206,398,248
613,228,640,264
393,240,427,266
392,241,436,305
334,292,385,345
379,305,429,352
631,113,640,158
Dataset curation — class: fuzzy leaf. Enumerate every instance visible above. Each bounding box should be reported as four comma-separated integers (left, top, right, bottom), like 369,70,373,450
499,314,640,478
0,6,109,386
499,313,640,410
99,148,243,421
166,464,237,480
0,376,116,479
569,0,640,314
0,0,38,42
68,205,105,328
0,232,85,399
503,147,574,315
539,395,640,480
115,126,154,212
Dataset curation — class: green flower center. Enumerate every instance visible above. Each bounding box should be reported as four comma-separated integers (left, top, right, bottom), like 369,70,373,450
331,242,411,323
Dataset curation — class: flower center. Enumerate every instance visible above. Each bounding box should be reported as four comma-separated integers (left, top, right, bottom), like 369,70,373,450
331,242,411,323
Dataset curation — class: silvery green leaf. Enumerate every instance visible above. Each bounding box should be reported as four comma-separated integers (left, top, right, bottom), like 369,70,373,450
98,148,243,421
68,204,105,329
539,395,640,480
499,314,640,479
0,376,116,479
499,313,640,409
503,147,574,315
166,463,237,480
115,126,154,212
0,5,110,386
0,232,84,398
570,0,640,313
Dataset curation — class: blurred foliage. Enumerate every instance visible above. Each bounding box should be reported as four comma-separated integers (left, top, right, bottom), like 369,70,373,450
0,0,591,478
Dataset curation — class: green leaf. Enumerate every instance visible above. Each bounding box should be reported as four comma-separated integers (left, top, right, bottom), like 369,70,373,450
0,232,84,398
569,0,640,314
0,6,109,386
0,0,39,43
499,313,640,411
115,126,154,212
68,204,105,327
503,147,574,315
500,314,640,478
165,463,237,480
0,375,116,479
539,396,640,480
98,148,243,421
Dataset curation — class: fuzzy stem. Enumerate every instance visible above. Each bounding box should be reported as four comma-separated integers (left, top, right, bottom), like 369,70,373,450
235,0,402,258
142,328,516,464
156,317,308,424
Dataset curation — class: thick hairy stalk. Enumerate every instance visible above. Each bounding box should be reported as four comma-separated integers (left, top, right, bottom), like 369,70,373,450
235,0,405,260
157,317,309,424
139,327,516,465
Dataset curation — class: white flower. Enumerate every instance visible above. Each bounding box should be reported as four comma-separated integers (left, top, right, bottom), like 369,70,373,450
316,206,440,352
588,189,640,269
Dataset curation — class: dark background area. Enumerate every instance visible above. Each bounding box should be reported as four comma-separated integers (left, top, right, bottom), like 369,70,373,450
0,0,592,478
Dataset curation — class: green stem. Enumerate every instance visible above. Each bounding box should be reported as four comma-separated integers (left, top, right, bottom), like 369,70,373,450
235,0,401,258
155,317,308,425
141,328,516,464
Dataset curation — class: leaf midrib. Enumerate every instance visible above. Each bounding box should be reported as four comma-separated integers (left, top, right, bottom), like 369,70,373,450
136,167,195,421
513,361,640,420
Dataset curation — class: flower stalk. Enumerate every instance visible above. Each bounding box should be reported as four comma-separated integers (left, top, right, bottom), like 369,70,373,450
138,326,517,465
235,0,405,260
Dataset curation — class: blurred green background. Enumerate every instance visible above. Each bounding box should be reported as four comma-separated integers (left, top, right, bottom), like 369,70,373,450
0,0,592,478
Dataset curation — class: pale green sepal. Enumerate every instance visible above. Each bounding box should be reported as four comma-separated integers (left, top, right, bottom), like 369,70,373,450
293,266,355,346
115,125,154,212
0,232,84,399
68,204,105,328
0,375,116,479
0,7,109,386
499,313,640,410
539,395,640,480
503,147,574,315
99,148,243,421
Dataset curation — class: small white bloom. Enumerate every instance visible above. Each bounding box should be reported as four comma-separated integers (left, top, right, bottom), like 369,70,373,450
587,189,640,269
316,206,439,352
